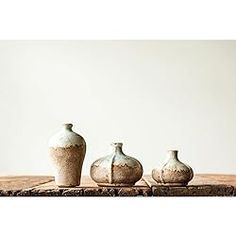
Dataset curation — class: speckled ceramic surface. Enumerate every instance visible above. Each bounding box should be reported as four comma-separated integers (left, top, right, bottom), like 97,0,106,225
90,143,143,187
49,123,86,187
152,150,194,186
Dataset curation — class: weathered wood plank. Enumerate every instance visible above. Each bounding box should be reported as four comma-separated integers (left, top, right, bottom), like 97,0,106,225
26,176,152,196
1,175,236,196
143,174,235,196
192,174,236,187
0,176,54,196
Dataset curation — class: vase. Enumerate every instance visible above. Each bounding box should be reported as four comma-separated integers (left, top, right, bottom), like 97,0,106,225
48,123,86,187
90,143,143,187
152,150,194,186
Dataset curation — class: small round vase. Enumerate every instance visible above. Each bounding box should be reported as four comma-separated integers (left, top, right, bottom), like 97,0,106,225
90,143,143,187
48,123,86,187
152,150,194,186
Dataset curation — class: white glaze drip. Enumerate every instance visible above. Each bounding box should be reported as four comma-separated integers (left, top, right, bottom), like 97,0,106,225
161,150,191,172
48,123,84,148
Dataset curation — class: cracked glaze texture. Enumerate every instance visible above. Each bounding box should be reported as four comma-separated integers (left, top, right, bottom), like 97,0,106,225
90,143,143,187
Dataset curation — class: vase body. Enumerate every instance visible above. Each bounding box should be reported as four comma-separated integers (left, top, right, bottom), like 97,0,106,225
49,123,86,187
90,143,143,187
152,150,193,186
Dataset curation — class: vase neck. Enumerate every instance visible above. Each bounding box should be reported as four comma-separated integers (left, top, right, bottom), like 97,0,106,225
167,150,179,161
111,143,124,155
62,123,73,131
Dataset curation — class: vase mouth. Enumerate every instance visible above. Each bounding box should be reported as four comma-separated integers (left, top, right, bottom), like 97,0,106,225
62,123,73,130
167,150,178,153
167,150,179,160
111,142,123,148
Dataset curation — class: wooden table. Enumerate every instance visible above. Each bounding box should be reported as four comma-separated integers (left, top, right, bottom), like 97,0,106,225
0,174,236,196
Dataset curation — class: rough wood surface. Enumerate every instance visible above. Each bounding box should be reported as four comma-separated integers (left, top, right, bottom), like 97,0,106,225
0,174,236,196
26,176,151,196
143,174,236,196
0,176,53,196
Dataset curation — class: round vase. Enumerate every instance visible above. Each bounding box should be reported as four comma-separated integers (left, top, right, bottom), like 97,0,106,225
152,150,194,186
48,123,86,187
90,143,143,187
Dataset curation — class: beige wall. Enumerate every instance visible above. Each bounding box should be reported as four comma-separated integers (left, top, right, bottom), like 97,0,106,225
0,40,236,175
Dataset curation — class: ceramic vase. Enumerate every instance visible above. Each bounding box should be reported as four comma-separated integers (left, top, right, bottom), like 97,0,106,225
152,150,194,186
48,123,86,187
90,143,143,187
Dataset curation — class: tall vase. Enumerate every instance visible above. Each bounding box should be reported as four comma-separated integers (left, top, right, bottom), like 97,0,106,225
48,123,86,187
90,143,143,187
152,150,194,186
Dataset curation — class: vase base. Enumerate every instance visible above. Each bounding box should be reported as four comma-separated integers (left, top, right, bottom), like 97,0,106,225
97,183,135,187
155,182,188,186
56,184,80,188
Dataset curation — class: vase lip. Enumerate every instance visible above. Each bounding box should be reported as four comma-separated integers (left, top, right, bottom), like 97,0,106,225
111,142,123,148
167,150,178,153
62,123,73,130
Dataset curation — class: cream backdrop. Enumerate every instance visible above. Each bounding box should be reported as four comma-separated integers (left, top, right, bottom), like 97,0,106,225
0,40,236,175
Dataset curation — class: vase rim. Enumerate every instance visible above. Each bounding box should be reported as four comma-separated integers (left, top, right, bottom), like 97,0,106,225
62,123,73,129
111,142,123,147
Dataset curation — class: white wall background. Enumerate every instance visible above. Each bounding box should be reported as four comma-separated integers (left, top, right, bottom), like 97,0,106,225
0,40,236,175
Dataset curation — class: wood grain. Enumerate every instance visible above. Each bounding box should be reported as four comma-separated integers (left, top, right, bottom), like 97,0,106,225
143,174,235,196
0,176,53,196
0,174,236,196
26,176,152,196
